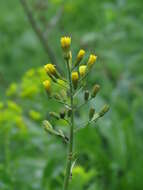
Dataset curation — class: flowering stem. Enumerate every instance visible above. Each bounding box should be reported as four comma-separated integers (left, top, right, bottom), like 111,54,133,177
76,97,92,110
52,98,70,108
63,58,74,190
74,121,90,133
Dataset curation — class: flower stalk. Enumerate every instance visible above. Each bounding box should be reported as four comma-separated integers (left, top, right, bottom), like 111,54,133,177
63,58,74,190
42,36,109,190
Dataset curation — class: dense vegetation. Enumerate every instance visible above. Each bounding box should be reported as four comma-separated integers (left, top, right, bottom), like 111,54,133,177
0,0,143,189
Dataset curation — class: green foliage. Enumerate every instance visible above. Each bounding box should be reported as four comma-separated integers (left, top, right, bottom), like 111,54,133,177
0,0,143,189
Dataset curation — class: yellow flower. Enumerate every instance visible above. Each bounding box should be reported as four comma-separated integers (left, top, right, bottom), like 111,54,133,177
74,49,85,67
72,72,79,81
71,72,79,89
77,49,85,61
61,36,71,50
43,80,51,94
44,63,56,75
79,65,87,76
87,54,97,67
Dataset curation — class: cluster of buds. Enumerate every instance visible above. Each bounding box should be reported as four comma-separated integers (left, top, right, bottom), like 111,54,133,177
42,36,109,142
60,37,97,90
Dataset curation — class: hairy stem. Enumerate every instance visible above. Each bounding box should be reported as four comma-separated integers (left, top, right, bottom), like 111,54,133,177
63,59,74,190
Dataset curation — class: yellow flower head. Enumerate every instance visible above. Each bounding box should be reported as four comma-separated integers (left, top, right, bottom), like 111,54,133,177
77,49,85,61
87,54,97,67
71,72,79,89
43,80,51,94
44,63,56,75
61,36,71,50
79,65,87,76
72,72,79,82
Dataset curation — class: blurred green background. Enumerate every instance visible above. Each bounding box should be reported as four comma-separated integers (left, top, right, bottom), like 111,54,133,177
0,0,143,189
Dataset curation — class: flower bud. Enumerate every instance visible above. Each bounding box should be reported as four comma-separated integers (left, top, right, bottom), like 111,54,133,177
43,80,51,94
60,110,66,119
99,104,110,117
43,120,60,136
61,36,71,51
91,84,100,98
44,63,59,78
87,54,97,68
77,49,85,60
89,107,95,120
79,65,87,77
43,120,53,131
84,90,89,101
71,72,79,89
75,49,85,66
49,112,60,120
53,93,62,100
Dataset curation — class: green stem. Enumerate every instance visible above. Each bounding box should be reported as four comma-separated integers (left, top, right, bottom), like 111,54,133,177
63,59,74,190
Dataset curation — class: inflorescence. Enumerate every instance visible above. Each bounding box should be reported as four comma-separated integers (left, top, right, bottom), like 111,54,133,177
42,36,109,143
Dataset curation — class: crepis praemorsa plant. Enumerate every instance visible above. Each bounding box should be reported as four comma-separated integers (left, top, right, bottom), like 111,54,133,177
42,36,109,190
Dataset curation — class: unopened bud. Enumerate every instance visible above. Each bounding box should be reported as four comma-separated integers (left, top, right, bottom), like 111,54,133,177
61,36,71,51
84,90,89,101
43,80,51,95
99,104,110,117
87,54,97,68
44,64,60,78
43,120,53,131
91,84,100,98
60,110,66,119
71,72,79,89
75,49,85,66
79,65,87,77
89,107,95,120
53,93,62,100
49,112,60,120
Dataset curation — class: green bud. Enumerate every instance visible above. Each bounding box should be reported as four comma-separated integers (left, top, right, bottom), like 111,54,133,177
43,120,62,136
91,84,100,98
99,104,110,117
89,107,95,120
60,110,66,119
84,90,89,101
53,93,62,100
49,112,60,120
43,120,54,134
